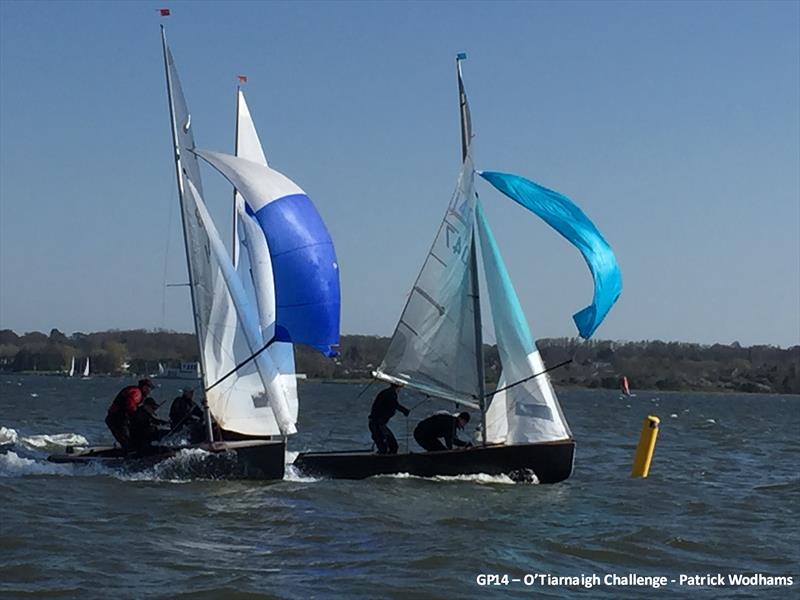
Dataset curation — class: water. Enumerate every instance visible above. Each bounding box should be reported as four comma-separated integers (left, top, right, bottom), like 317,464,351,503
1,375,798,599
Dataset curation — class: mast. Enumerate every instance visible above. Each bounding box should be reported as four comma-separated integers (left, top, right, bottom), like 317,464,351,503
457,53,487,445
160,25,213,443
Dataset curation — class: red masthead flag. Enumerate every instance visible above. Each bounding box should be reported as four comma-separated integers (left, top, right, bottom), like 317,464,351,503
238,75,248,83
159,8,170,16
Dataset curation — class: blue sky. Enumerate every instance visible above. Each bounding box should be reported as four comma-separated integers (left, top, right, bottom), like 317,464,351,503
1,1,798,347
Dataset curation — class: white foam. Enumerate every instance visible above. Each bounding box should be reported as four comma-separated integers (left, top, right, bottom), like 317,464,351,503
0,451,74,477
0,426,19,445
378,472,523,485
20,433,89,450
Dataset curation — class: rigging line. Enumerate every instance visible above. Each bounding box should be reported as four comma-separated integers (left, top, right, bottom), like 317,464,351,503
484,359,573,399
204,336,277,393
354,377,378,401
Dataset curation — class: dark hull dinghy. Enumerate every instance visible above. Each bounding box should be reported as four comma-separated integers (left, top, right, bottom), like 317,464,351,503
48,439,285,479
60,28,343,482
295,56,620,484
295,439,575,483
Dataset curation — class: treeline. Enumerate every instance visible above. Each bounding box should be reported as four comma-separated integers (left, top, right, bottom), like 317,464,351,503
1,329,798,394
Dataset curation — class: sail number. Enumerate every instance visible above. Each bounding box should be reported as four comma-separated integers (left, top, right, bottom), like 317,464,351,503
445,223,470,263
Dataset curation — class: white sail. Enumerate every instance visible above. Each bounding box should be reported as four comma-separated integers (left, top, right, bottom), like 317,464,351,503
82,358,90,377
234,90,299,424
375,155,481,408
68,357,75,377
476,201,571,444
162,31,286,437
183,176,295,435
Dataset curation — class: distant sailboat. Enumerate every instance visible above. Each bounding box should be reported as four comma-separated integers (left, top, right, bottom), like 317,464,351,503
67,356,75,378
295,54,622,483
81,357,90,379
621,376,636,398
48,26,341,479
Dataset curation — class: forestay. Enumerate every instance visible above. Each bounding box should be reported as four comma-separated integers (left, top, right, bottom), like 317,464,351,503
476,201,571,444
375,155,481,408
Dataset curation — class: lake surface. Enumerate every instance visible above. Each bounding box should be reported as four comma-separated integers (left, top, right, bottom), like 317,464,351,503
1,375,798,598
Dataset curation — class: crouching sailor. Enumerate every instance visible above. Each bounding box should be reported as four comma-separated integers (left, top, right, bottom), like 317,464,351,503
368,383,410,454
105,378,155,450
413,411,471,452
169,388,205,443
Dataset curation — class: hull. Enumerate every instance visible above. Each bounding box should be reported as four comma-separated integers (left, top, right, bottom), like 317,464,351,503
47,439,285,480
294,439,575,483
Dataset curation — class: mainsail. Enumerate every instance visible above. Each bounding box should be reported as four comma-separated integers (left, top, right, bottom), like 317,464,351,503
375,155,481,408
476,201,571,443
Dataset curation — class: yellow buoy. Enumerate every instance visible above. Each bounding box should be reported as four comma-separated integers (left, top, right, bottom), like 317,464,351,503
631,415,660,478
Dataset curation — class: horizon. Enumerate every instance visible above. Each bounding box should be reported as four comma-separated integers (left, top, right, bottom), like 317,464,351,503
2,325,797,351
1,1,798,348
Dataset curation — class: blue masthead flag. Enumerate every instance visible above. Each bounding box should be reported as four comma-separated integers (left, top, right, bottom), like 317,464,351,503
478,171,622,339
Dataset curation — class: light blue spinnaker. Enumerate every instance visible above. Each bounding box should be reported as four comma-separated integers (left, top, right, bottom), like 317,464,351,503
478,171,622,339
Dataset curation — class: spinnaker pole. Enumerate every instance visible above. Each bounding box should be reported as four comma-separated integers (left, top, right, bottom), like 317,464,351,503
457,53,487,445
160,25,214,444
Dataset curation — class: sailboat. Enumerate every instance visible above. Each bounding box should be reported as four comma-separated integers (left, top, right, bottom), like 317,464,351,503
67,356,75,378
295,55,622,483
48,26,340,479
81,357,90,379
620,376,636,398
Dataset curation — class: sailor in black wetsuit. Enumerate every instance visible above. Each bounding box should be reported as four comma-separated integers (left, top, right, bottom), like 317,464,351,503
368,383,410,454
413,411,471,452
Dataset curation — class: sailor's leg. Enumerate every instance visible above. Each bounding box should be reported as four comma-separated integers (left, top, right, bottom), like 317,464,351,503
385,427,399,454
369,419,388,454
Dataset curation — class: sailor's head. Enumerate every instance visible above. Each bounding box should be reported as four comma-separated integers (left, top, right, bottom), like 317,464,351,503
390,382,404,391
180,388,194,399
142,397,158,414
456,412,470,429
138,378,155,393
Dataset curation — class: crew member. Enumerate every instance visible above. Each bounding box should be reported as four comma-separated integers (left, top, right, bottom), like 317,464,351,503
413,411,471,452
105,378,155,450
129,397,168,454
169,388,204,443
368,383,410,454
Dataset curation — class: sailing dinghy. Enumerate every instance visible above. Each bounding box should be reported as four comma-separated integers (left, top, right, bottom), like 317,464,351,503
295,55,622,483
48,27,340,479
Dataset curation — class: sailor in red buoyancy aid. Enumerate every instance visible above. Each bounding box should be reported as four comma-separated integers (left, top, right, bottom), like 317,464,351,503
105,378,155,450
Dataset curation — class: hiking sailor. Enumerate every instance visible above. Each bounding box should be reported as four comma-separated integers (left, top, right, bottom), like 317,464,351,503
368,383,410,454
413,411,471,452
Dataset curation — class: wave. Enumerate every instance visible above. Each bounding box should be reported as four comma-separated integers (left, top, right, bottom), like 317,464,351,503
20,433,89,451
0,451,81,478
0,426,19,446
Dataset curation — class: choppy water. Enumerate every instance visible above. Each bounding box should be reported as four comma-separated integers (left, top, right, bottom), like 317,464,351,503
1,375,798,598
